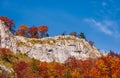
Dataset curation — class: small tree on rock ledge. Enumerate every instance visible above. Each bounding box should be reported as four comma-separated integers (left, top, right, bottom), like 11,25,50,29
0,16,15,34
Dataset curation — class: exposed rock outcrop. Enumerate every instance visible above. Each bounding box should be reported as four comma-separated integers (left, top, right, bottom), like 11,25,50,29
0,20,101,63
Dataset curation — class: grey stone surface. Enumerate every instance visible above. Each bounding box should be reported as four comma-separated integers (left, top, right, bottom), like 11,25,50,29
0,20,102,63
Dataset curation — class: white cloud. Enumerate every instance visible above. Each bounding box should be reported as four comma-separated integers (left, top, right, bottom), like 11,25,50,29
84,18,120,38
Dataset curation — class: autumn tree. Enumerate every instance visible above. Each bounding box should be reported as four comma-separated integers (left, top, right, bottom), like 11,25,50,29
16,24,49,38
65,57,81,77
81,59,94,77
0,48,13,62
89,54,120,78
13,61,29,78
0,16,15,34
28,26,38,38
54,63,64,77
0,47,120,77
16,24,28,37
38,62,49,77
38,26,48,38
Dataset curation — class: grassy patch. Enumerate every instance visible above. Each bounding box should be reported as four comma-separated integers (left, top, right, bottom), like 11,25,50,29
28,39,56,45
16,41,31,47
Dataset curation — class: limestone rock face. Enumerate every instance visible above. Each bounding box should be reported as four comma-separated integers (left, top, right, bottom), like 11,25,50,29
0,20,101,63
0,20,17,53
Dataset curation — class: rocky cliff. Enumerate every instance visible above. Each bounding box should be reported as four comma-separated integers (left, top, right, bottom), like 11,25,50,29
0,20,101,63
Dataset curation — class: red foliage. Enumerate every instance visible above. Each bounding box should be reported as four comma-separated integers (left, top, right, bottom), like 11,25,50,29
0,48,13,58
38,26,48,32
1,48,119,78
17,25,49,38
54,63,64,77
14,61,29,78
65,56,79,69
37,62,49,77
0,16,15,33
28,26,38,38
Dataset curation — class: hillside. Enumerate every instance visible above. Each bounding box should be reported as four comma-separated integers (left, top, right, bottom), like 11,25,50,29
0,19,120,78
0,20,101,63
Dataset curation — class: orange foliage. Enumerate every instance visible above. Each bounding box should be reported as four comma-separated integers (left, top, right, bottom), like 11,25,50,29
18,24,28,31
16,24,28,36
0,48,117,78
27,73,35,78
89,56,120,78
0,48,13,58
38,26,48,38
0,16,15,32
54,63,64,77
16,25,49,38
38,26,48,32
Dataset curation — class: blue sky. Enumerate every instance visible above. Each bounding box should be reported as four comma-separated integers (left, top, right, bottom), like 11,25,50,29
0,0,120,53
